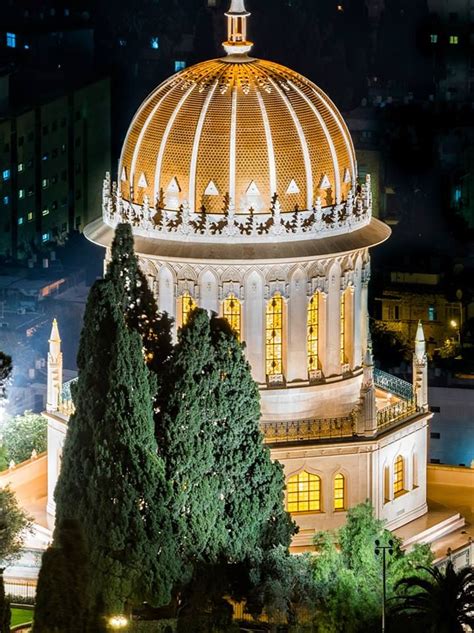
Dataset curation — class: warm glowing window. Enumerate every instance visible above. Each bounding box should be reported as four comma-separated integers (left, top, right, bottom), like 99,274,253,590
287,471,321,513
223,294,241,339
334,473,345,511
340,292,346,364
393,456,405,497
307,292,319,372
266,294,283,377
181,292,196,326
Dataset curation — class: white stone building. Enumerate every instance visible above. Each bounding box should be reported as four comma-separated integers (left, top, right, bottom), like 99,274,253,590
46,1,434,547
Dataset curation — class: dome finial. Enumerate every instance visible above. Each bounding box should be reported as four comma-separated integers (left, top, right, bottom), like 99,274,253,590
223,0,253,56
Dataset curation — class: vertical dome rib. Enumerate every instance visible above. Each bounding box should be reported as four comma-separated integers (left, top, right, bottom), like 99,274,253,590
229,87,238,207
256,89,277,199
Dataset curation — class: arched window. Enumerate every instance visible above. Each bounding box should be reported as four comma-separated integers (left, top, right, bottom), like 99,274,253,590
340,291,346,364
287,471,321,513
334,473,345,511
223,294,241,339
266,293,283,377
181,292,196,326
393,456,405,497
307,292,319,373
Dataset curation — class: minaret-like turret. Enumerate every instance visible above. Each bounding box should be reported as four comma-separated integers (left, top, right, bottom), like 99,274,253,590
47,319,62,412
413,320,428,411
358,327,377,435
223,0,253,56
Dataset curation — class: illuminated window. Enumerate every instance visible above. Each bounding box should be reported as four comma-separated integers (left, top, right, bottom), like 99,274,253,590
42,208,49,216
2,169,10,181
27,211,33,221
223,294,241,339
307,292,319,372
287,471,321,513
18,217,24,226
18,189,25,199
334,473,345,511
340,292,346,364
174,60,186,72
181,292,196,326
3,196,8,205
42,232,49,242
393,456,405,497
430,34,438,44
18,163,24,172
6,33,16,48
150,36,159,49
266,293,283,377
449,35,459,45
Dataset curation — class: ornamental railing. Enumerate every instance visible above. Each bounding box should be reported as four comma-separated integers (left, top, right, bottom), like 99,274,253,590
58,377,77,416
102,173,372,244
260,415,355,444
374,368,413,401
376,399,418,431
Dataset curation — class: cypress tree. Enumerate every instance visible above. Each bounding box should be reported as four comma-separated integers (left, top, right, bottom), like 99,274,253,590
33,520,90,633
54,279,178,612
210,317,295,559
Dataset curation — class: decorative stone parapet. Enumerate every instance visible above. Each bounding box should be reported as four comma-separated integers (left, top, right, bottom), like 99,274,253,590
102,173,372,244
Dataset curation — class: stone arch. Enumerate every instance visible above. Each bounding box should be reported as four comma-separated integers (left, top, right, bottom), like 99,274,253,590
158,264,175,319
199,268,219,315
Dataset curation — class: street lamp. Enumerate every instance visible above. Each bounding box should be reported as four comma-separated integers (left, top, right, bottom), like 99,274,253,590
375,539,394,633
108,615,128,630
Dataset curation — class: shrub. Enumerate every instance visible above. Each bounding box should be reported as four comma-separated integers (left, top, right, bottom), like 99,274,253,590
1,412,47,465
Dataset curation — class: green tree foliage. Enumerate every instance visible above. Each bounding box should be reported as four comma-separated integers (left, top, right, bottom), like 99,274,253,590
0,571,10,633
0,353,12,403
1,412,47,464
106,223,173,376
391,561,474,633
370,321,409,369
54,279,178,613
0,486,32,566
311,502,433,633
33,520,91,633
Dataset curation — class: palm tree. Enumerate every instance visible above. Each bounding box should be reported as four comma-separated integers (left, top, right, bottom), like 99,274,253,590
390,561,474,633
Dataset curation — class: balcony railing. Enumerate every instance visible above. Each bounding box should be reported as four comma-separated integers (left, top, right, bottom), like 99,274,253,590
260,415,355,444
377,399,418,430
374,368,413,401
58,377,78,416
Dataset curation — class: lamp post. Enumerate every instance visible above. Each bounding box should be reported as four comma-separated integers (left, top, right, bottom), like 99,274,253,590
375,539,394,633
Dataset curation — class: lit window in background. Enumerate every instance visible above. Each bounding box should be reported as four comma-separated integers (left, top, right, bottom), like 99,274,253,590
6,33,16,48
27,211,33,221
3,196,8,205
18,163,24,172
428,305,437,322
42,208,49,216
18,189,25,199
150,36,159,50
42,232,49,242
174,60,186,72
430,34,438,44
449,35,459,44
337,4,344,11
2,169,10,181
18,217,24,226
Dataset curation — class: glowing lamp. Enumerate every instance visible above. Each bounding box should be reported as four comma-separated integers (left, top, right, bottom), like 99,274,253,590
108,615,128,629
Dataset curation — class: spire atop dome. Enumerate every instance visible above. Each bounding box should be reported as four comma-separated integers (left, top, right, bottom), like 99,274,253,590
223,0,253,57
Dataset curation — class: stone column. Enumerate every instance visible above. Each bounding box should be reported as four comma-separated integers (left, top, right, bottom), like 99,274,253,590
244,271,265,384
287,271,307,382
326,262,341,377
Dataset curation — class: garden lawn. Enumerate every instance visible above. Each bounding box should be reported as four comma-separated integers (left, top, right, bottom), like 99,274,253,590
11,607,33,627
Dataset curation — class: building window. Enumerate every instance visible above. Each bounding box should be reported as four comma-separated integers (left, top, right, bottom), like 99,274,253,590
42,208,49,216
266,293,283,377
334,473,345,511
287,471,321,513
18,217,24,226
393,456,405,497
174,60,186,72
223,294,241,339
42,178,49,189
18,189,25,199
18,163,24,172
2,169,10,181
428,305,437,321
181,292,196,326
449,35,459,45
3,196,8,205
42,232,49,242
430,432,441,439
340,292,346,364
430,405,441,413
150,36,159,49
307,292,319,373
430,34,438,44
6,33,16,48
27,211,33,221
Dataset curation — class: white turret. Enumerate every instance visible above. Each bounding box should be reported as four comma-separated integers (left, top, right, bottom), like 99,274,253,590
223,0,253,56
413,320,428,411
46,319,62,412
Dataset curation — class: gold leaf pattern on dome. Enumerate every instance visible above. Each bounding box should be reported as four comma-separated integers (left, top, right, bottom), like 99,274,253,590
119,57,357,214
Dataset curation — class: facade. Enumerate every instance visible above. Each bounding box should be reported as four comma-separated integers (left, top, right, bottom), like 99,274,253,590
0,77,111,258
45,1,433,545
429,386,474,467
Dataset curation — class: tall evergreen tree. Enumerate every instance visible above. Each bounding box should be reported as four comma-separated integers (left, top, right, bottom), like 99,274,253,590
54,279,178,612
106,223,173,375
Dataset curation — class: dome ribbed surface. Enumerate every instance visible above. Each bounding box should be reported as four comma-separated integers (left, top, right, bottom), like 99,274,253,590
119,57,357,215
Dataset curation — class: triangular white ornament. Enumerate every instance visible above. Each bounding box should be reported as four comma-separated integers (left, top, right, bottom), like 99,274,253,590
319,174,331,189
138,172,148,188
204,180,219,196
286,179,300,194
121,166,127,182
343,168,351,184
167,177,181,193
246,180,260,195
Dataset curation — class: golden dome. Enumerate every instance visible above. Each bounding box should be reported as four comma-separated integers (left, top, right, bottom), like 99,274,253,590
119,51,356,217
